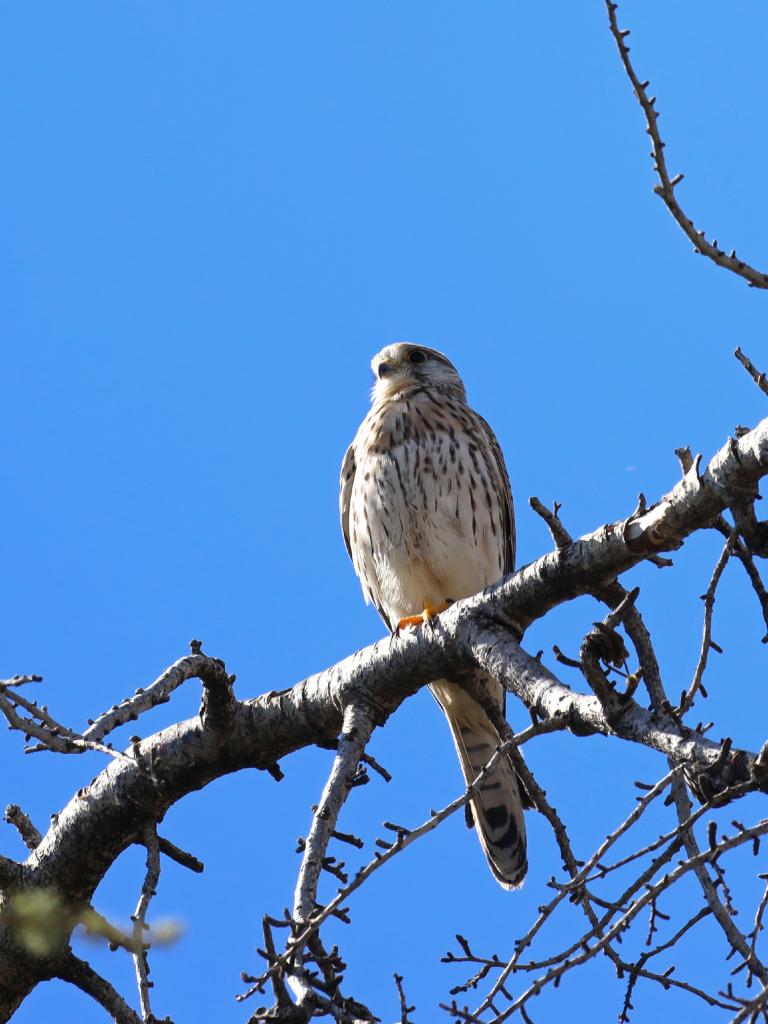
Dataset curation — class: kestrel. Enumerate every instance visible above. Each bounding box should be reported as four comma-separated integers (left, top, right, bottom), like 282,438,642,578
340,343,529,889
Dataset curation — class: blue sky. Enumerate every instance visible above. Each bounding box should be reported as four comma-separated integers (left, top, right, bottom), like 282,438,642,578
3,2,768,1021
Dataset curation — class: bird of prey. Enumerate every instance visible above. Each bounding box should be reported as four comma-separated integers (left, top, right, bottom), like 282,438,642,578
339,343,529,888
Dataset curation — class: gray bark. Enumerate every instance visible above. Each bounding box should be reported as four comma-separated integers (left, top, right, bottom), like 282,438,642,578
1,416,768,1019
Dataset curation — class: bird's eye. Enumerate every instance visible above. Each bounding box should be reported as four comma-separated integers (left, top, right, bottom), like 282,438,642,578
408,350,427,365
377,362,393,377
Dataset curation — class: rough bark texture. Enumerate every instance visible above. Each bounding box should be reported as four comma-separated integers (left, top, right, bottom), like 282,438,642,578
2,415,768,1021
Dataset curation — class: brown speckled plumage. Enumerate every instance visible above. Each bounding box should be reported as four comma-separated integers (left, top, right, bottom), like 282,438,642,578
340,343,528,889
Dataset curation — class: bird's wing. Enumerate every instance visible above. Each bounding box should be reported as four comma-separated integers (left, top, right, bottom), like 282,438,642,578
339,441,356,560
339,436,395,632
476,413,516,575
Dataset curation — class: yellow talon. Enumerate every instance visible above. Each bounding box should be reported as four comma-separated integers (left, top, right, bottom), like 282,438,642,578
396,601,450,631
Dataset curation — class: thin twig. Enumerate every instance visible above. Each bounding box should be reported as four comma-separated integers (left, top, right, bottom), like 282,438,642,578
240,740,516,1004
750,875,768,978
156,836,204,874
619,907,713,1023
529,497,572,549
714,516,768,642
605,1,768,289
736,348,768,399
482,821,768,1023
0,688,133,762
680,535,733,714
394,973,415,1023
669,777,767,983
83,647,228,742
472,762,680,1014
585,780,752,884
361,751,392,783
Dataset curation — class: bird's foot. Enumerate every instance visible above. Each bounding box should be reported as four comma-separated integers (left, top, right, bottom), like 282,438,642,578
396,601,450,632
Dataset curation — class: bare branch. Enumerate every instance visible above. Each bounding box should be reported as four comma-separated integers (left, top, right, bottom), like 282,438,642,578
714,515,768,641
480,820,768,1022
0,686,133,761
132,824,162,1022
473,766,682,1011
751,875,768,972
736,347,768,399
274,703,375,1015
680,535,733,714
730,985,768,1024
241,740,516,1004
156,836,204,874
293,704,374,929
529,497,571,550
57,953,143,1024
0,676,42,689
578,589,638,723
668,778,767,983
619,907,714,1023
360,751,392,783
5,415,768,1019
393,973,415,1024
490,417,768,634
605,1,768,289
82,644,230,743
4,805,41,851
467,631,757,797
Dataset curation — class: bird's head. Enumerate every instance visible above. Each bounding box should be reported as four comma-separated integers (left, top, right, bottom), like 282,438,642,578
369,343,467,405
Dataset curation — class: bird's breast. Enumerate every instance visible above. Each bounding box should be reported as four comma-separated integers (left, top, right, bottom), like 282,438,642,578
351,419,505,619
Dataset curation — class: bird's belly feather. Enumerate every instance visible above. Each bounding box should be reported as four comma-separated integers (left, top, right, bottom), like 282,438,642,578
351,438,504,623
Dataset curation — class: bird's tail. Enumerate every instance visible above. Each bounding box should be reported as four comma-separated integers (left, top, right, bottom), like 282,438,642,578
430,679,528,889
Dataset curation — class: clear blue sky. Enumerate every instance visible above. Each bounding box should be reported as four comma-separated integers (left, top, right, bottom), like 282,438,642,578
3,3,768,1022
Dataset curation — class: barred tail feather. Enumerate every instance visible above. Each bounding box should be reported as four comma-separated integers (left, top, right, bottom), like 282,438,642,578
431,680,527,889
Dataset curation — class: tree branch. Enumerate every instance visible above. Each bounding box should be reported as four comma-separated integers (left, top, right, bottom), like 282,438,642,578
132,825,162,1021
605,1,768,289
82,644,231,743
3,416,768,1017
669,778,766,983
4,806,41,851
0,857,22,891
57,953,143,1024
242,739,517,1004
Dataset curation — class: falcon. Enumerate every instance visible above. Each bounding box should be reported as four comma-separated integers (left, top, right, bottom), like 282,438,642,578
339,343,529,888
